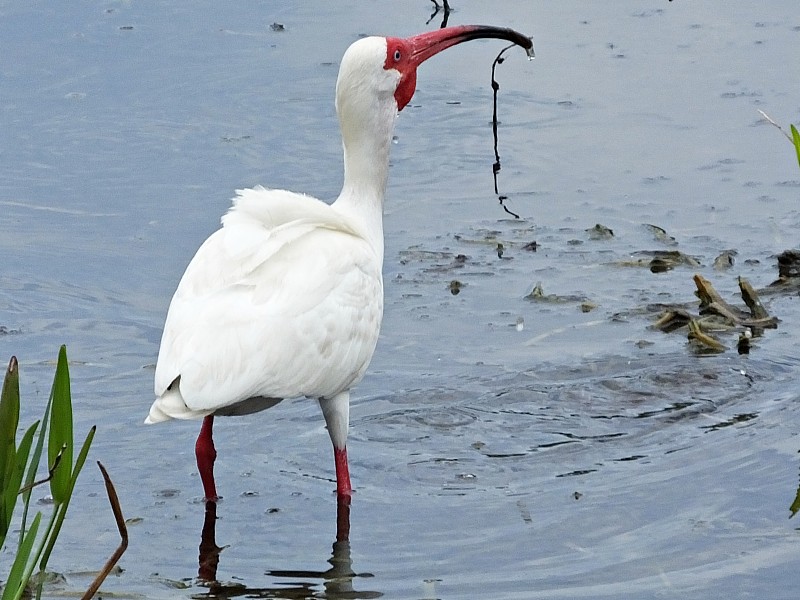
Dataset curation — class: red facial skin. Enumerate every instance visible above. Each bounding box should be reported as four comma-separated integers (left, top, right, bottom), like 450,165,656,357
385,37,416,111
383,25,533,111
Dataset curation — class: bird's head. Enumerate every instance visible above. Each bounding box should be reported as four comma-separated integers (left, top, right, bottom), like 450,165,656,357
334,25,533,200
386,25,534,111
336,25,533,119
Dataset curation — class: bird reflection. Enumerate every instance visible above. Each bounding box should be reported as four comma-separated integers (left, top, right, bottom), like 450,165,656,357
195,496,381,599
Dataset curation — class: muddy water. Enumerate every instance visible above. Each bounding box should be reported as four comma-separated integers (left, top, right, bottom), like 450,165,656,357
2,1,800,598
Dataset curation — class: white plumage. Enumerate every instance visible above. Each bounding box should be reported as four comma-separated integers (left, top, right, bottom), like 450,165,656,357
148,186,383,423
145,25,532,502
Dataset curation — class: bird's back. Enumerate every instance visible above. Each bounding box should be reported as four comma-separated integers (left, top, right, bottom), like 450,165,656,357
148,186,384,422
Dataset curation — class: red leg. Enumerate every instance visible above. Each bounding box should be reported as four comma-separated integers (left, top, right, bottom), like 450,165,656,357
195,415,219,501
334,446,352,498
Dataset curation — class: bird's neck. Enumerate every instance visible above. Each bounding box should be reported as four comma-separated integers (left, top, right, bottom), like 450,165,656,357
333,102,397,262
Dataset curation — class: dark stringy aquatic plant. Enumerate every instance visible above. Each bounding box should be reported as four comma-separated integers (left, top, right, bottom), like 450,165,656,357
427,0,451,27
491,43,521,219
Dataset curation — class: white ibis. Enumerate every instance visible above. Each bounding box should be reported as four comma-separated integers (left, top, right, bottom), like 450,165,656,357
146,25,533,502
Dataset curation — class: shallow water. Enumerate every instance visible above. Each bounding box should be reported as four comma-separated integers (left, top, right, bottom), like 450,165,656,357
2,1,800,598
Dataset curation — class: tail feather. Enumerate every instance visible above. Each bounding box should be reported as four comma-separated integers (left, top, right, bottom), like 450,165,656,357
145,384,211,424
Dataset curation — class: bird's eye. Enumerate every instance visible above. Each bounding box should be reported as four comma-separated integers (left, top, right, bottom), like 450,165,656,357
394,49,402,62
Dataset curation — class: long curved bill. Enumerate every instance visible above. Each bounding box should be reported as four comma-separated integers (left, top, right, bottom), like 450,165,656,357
406,25,534,67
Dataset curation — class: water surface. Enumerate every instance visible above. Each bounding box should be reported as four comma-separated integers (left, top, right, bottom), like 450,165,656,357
2,2,800,598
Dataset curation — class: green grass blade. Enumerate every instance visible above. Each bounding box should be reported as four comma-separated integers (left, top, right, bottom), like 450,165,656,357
791,124,800,170
0,356,21,548
37,426,95,572
0,357,20,480
48,346,73,505
20,393,52,537
28,507,59,600
1,421,38,549
1,511,41,600
13,424,38,486
10,422,38,502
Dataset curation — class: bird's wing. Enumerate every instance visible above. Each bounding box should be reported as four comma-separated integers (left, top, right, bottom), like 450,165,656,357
153,187,383,416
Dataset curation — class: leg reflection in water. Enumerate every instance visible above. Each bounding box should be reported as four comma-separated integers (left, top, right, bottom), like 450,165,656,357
196,495,382,598
198,501,222,583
